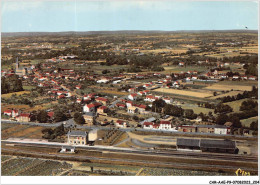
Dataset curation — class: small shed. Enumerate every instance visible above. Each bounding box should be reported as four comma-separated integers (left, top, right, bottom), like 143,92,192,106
60,146,75,153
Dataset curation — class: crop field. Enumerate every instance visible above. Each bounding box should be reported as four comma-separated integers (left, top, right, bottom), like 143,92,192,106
163,65,208,73
1,91,31,98
204,84,253,91
208,91,244,100
101,90,128,96
1,123,44,139
153,88,213,98
1,156,72,176
139,168,230,176
241,116,258,127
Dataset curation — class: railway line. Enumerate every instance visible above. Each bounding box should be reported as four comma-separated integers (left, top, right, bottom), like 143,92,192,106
2,147,258,175
1,140,258,163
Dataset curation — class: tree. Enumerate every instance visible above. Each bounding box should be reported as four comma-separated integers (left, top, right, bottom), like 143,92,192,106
37,110,48,123
214,103,233,114
250,121,258,131
240,100,258,111
54,109,68,122
216,114,228,125
164,104,184,117
152,99,166,113
184,109,197,119
74,112,85,125
228,115,242,128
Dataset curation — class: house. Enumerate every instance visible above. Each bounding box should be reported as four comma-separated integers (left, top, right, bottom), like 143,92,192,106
178,125,197,133
96,97,109,105
232,75,240,80
177,138,200,150
75,85,81,89
126,101,133,108
83,112,96,125
249,76,256,80
128,93,138,101
115,120,127,128
137,104,146,113
163,97,173,104
3,109,19,118
200,139,237,154
115,103,126,108
47,112,54,121
83,104,95,113
128,88,136,93
16,113,31,122
144,95,157,102
97,106,108,115
128,107,138,114
88,129,98,144
158,121,173,130
143,122,154,129
67,130,87,145
179,62,185,66
76,98,82,103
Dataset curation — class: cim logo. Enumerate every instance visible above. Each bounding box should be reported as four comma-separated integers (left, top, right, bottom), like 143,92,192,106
235,168,250,176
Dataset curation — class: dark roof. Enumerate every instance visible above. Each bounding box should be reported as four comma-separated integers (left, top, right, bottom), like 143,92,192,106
67,130,87,136
200,139,236,149
177,138,200,147
196,125,229,128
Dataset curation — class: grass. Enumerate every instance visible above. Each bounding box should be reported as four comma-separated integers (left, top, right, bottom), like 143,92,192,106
241,116,258,128
204,84,253,91
208,91,244,100
181,105,215,115
163,65,208,74
1,91,31,98
223,99,254,112
23,86,35,90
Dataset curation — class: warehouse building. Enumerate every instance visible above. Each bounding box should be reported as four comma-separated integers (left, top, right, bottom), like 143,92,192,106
176,138,237,154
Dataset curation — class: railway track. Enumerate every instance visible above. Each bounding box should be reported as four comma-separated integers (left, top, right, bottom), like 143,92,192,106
2,140,258,163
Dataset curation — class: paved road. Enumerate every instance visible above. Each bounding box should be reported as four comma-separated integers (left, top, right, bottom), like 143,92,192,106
109,95,129,108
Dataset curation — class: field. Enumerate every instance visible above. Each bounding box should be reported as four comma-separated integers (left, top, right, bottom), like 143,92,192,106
101,90,128,96
223,99,254,112
204,84,253,91
1,156,72,176
241,116,258,127
163,65,208,73
181,104,215,115
1,91,31,98
1,123,44,139
22,85,35,90
208,91,244,100
153,88,213,98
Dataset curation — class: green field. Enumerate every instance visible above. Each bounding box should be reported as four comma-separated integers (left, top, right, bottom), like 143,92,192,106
241,116,258,127
23,85,35,90
163,65,208,73
223,99,254,112
181,104,215,115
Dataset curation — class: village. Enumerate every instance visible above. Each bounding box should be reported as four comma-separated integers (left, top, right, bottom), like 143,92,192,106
1,31,258,176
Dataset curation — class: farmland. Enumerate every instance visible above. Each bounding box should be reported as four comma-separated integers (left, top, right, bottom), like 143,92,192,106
153,88,213,98
1,91,31,98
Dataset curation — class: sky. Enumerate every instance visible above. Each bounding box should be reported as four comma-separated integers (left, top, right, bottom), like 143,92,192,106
1,0,259,32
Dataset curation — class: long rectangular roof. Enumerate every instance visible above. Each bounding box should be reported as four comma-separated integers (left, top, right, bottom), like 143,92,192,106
200,139,236,149
177,138,200,147
67,130,87,136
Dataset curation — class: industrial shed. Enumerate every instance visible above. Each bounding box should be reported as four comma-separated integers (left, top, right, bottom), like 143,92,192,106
176,138,200,150
176,138,237,154
200,139,237,154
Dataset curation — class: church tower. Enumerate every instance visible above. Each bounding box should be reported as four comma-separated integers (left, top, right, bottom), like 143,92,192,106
15,57,19,71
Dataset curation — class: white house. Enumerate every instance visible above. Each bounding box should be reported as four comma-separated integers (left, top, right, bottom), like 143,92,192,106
163,97,173,104
127,107,138,114
158,121,174,130
143,122,154,129
128,93,138,101
83,104,95,113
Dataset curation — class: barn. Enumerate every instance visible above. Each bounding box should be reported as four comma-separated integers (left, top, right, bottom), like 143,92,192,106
176,138,200,150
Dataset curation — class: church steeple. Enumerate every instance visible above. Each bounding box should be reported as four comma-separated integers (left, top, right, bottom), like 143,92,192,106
15,57,19,71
